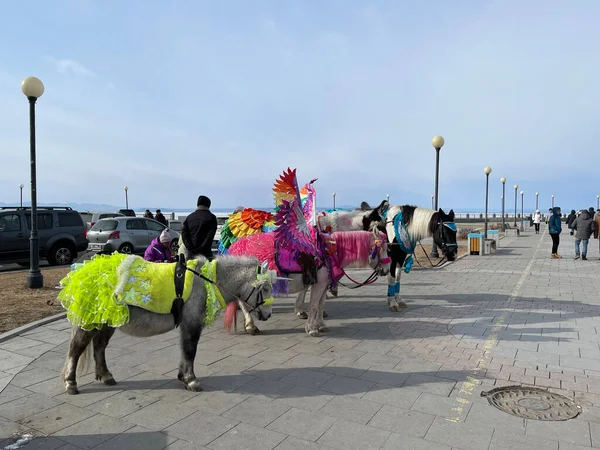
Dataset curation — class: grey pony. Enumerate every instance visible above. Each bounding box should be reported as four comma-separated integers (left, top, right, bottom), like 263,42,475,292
61,254,274,395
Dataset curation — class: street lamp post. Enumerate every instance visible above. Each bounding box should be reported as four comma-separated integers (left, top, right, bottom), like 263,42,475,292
500,177,506,231
124,186,129,209
484,167,492,239
332,192,336,211
551,194,554,208
19,184,24,208
21,76,45,289
536,192,539,210
431,135,445,258
520,191,524,232
513,184,519,227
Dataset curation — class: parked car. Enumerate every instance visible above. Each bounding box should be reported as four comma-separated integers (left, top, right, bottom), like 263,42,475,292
167,220,182,232
117,209,136,217
213,214,229,246
80,211,124,235
0,206,88,266
87,217,180,255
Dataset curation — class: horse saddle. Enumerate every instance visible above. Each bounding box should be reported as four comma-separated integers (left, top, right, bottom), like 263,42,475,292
274,243,318,286
172,254,187,327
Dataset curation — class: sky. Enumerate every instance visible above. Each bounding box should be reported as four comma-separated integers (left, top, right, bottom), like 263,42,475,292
0,0,599,213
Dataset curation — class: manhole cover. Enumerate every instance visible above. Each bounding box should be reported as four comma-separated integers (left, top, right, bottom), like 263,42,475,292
481,386,582,421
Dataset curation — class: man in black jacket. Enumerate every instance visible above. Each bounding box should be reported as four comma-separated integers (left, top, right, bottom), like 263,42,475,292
181,195,218,260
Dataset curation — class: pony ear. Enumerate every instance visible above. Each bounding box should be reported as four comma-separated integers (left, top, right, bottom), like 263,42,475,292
360,201,372,211
376,200,388,214
448,209,455,220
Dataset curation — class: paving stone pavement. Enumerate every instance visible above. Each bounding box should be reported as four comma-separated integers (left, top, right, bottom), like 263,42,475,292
2,225,600,449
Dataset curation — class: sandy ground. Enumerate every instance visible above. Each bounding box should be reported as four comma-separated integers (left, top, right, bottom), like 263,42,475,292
0,267,70,333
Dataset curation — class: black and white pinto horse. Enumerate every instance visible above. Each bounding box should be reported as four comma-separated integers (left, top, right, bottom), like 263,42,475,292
319,200,458,311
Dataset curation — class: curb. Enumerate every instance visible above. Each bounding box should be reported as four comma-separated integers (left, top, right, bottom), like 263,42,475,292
0,312,67,344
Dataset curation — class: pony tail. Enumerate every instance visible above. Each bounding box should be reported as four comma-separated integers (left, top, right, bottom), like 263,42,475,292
224,302,238,332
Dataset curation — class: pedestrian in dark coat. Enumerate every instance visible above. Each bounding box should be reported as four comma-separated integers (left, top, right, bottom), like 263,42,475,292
549,206,562,258
571,209,596,260
181,195,218,260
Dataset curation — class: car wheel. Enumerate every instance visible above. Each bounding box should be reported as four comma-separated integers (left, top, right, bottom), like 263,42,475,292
170,240,179,254
118,243,134,254
48,242,75,266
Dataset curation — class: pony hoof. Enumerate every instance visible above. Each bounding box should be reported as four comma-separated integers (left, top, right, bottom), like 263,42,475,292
66,385,79,395
398,301,408,308
177,371,184,381
389,304,401,312
246,326,260,335
323,311,328,318
318,326,329,332
103,377,117,386
297,311,308,320
308,330,321,337
185,380,203,392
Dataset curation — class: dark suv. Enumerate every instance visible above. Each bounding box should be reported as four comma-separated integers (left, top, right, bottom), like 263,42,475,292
0,206,89,266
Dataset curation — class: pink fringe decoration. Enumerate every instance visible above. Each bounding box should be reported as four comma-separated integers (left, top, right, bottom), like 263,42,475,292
228,232,279,273
331,231,373,267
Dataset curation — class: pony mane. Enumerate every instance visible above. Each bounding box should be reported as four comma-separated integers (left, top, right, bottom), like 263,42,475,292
387,205,435,241
331,231,373,268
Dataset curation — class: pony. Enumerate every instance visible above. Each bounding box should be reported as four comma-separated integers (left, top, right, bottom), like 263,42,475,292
59,254,276,395
316,200,458,312
228,227,390,337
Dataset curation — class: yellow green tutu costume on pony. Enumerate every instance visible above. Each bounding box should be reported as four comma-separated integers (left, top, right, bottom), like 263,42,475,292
58,253,229,331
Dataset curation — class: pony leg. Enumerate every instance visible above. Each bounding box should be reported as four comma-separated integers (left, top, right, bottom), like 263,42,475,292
305,271,329,337
316,289,328,332
394,272,408,309
295,287,309,319
238,300,260,335
387,273,402,312
62,327,94,395
92,326,117,385
177,319,203,392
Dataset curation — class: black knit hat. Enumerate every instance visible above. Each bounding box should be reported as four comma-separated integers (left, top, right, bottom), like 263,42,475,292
197,195,211,208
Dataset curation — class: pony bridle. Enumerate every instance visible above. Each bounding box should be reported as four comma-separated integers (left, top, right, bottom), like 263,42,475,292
370,236,391,273
437,221,458,255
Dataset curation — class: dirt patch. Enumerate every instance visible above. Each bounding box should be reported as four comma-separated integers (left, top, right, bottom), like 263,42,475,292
0,268,69,333
412,244,468,268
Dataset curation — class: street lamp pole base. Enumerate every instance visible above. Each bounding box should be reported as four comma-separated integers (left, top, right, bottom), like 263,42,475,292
27,270,44,289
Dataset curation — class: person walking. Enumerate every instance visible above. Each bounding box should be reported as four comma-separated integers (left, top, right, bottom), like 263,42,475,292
144,229,175,262
594,209,600,259
154,209,168,226
566,209,577,235
181,195,218,260
533,210,542,234
549,206,562,259
571,208,595,260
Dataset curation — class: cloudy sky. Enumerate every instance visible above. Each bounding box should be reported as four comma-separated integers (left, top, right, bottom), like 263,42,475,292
1,0,598,212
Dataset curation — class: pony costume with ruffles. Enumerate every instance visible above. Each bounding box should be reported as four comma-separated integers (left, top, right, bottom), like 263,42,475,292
57,253,233,331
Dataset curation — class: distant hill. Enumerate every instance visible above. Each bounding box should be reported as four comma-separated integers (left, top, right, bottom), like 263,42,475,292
0,201,360,213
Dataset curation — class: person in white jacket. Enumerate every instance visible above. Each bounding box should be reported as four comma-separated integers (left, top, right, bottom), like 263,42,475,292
533,210,542,234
